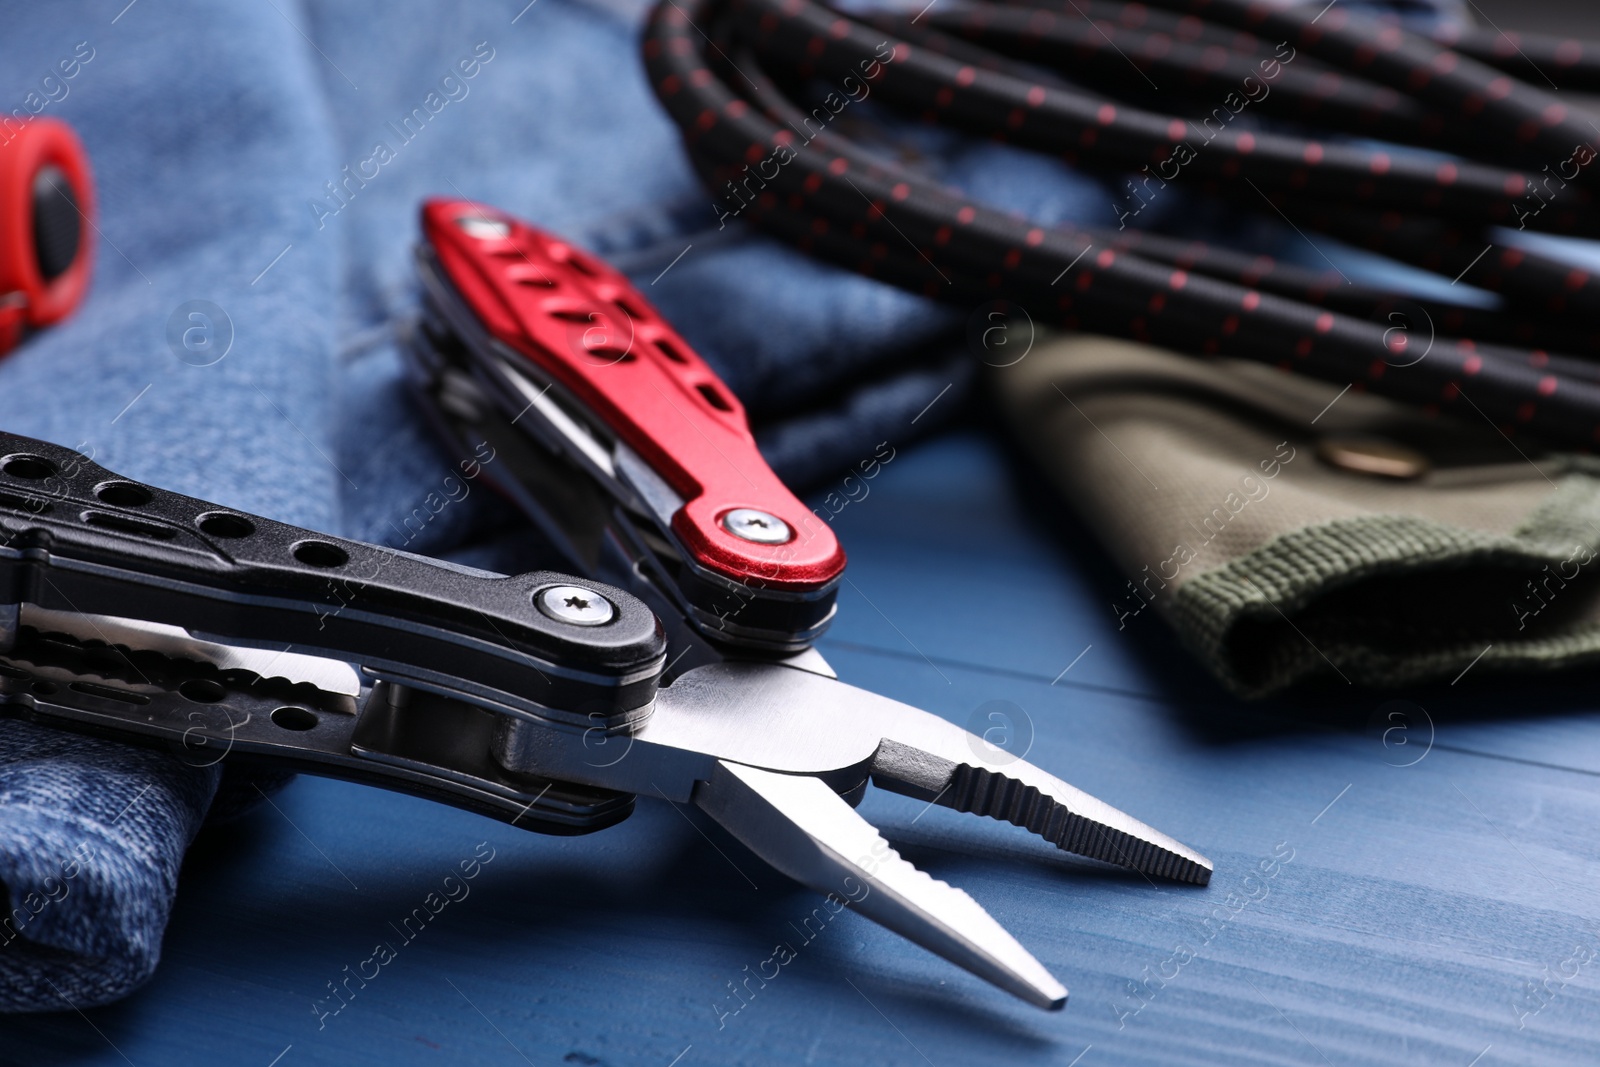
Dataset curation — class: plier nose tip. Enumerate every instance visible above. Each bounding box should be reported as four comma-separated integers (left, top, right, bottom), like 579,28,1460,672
646,664,1211,1008
867,718,1214,888
694,759,1070,1011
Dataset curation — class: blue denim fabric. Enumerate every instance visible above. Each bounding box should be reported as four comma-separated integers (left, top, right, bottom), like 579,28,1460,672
0,0,1462,1012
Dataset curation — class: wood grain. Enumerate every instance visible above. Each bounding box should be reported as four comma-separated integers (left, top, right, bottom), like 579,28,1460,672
6,433,1600,1066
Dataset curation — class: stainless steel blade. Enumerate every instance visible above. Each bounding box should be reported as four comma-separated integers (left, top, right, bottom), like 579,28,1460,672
18,605,362,696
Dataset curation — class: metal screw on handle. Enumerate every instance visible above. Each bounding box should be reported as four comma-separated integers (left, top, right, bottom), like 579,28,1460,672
536,584,615,626
454,215,511,239
722,508,791,545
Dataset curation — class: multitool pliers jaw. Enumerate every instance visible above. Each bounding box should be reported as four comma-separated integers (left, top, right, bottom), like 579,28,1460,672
0,201,1212,1011
0,429,1210,1009
504,659,1212,1009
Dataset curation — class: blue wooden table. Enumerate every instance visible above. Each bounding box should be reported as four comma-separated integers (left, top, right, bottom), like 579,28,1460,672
6,430,1600,1066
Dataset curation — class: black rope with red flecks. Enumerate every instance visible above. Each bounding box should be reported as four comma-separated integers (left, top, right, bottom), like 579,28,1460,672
642,0,1600,448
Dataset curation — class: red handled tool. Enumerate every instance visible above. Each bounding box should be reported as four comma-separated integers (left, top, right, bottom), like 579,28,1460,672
0,199,1212,1012
0,118,92,356
410,198,845,659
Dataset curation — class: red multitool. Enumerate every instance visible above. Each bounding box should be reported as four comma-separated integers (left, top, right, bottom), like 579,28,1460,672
409,198,845,660
0,198,1210,1013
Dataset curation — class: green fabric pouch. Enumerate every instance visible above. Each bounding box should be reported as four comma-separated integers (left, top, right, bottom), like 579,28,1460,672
993,334,1600,698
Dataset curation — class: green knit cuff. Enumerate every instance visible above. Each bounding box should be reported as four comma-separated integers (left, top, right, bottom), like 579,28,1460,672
1172,473,1600,697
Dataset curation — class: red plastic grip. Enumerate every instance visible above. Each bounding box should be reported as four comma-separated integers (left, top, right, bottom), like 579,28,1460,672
0,118,93,354
422,199,845,593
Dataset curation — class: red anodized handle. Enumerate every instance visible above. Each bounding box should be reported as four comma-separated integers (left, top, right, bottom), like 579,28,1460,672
422,198,845,593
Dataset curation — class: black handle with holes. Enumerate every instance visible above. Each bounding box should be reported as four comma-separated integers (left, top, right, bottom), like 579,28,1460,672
0,433,666,722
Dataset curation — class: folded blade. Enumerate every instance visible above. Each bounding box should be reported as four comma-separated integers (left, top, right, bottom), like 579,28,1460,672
18,605,361,695
693,759,1068,1010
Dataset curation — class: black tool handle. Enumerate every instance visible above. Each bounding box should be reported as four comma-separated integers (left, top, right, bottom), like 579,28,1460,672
0,433,665,722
